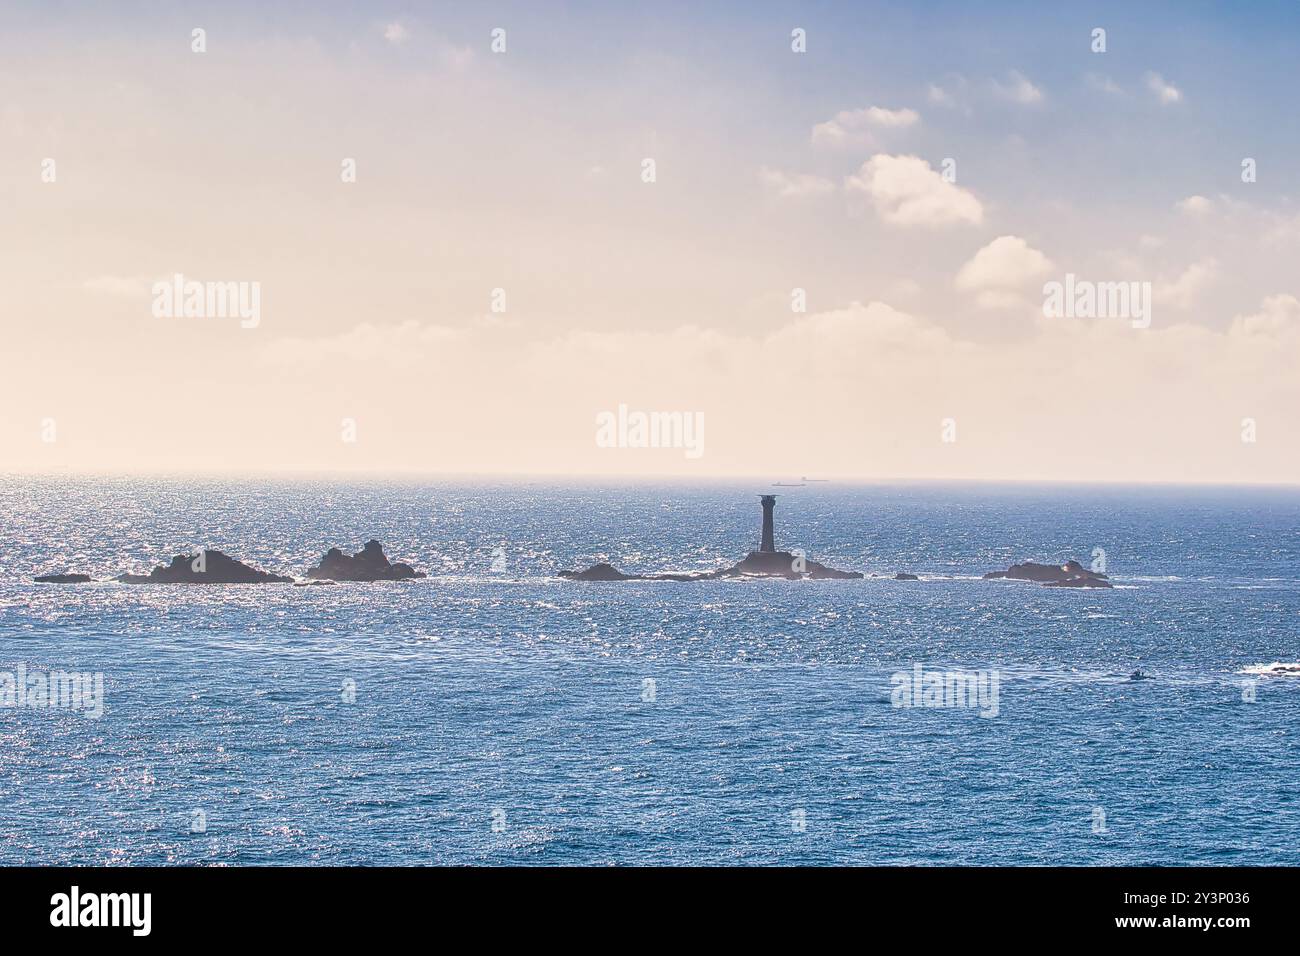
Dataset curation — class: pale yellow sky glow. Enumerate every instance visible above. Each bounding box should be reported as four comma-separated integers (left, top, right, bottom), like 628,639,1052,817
3,9,1299,483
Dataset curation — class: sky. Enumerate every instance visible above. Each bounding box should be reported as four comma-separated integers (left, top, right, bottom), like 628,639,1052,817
2,1,1299,482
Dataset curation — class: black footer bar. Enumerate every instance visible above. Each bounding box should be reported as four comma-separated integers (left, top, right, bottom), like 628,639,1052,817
0,865,1280,941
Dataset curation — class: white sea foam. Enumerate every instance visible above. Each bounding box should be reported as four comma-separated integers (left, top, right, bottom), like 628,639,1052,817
1238,662,1300,676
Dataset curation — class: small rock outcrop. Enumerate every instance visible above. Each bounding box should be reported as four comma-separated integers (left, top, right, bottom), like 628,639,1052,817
305,540,426,581
730,549,863,579
558,562,634,582
1246,663,1300,676
116,550,292,584
983,560,1111,589
34,573,92,584
894,572,920,581
560,553,863,582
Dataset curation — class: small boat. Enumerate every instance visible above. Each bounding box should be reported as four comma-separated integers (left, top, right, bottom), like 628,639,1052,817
773,482,805,487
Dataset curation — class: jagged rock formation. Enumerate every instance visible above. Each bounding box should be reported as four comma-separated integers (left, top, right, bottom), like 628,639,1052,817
731,549,862,579
305,540,426,581
562,496,862,582
34,573,92,584
559,562,634,582
983,560,1112,589
560,554,863,582
116,550,292,584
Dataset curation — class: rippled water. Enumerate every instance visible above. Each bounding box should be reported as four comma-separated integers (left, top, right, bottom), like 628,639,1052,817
1,475,1297,864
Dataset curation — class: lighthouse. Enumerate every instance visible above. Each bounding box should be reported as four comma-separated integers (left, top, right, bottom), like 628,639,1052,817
759,495,777,552
562,491,862,580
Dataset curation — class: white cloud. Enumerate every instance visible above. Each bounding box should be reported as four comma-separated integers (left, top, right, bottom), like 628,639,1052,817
927,83,956,107
438,42,475,71
260,320,464,367
1156,258,1218,309
1264,210,1300,245
251,297,1300,482
1176,195,1213,216
887,277,923,299
83,275,156,297
845,154,983,227
926,75,975,113
992,70,1044,105
757,166,835,198
955,235,1054,307
1085,73,1123,95
1145,72,1182,104
379,20,469,68
858,106,918,128
767,301,957,353
1229,294,1300,339
811,105,919,148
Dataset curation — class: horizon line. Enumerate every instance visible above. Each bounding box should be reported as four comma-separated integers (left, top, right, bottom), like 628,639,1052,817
3,467,1299,491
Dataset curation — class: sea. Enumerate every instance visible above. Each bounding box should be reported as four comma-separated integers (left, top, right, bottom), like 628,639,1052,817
1,475,1297,865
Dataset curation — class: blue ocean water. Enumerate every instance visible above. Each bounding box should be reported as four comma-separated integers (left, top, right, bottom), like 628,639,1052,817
0,475,1297,865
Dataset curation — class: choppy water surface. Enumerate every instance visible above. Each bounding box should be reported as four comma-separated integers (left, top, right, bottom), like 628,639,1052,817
1,476,1297,864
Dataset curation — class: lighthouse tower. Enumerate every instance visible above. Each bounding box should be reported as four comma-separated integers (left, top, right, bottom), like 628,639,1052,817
759,495,777,552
